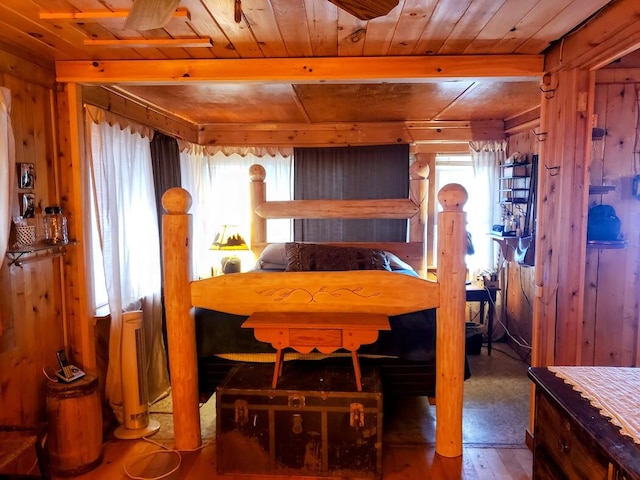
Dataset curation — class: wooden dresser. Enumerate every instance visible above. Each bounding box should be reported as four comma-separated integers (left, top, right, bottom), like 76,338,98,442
529,367,640,480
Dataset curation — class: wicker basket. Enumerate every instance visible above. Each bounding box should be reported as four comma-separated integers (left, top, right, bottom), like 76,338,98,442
15,225,35,246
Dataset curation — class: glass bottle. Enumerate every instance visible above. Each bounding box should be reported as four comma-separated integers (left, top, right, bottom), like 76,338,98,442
43,206,68,245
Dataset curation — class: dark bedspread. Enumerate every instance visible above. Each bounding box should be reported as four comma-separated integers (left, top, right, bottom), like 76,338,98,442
194,307,437,362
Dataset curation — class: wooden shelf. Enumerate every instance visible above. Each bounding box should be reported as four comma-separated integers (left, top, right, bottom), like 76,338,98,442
588,185,615,194
6,241,77,267
499,162,531,167
586,239,627,249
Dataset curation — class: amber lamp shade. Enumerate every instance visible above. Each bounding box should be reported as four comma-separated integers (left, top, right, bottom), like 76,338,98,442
210,225,249,274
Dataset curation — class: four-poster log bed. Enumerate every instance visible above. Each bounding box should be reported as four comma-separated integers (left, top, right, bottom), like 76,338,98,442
161,162,468,458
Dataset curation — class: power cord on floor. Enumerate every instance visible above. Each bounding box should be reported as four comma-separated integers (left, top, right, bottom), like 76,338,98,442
123,437,181,480
122,411,207,480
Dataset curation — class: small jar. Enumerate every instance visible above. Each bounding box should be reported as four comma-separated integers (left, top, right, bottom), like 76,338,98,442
43,206,68,245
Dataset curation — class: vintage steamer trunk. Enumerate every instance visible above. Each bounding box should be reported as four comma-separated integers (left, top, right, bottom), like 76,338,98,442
216,361,382,478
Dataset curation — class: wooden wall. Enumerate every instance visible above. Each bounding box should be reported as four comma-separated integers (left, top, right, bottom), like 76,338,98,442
0,51,63,427
583,78,640,366
504,129,539,362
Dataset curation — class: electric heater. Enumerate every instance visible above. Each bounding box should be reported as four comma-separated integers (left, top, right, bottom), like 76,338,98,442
114,310,160,439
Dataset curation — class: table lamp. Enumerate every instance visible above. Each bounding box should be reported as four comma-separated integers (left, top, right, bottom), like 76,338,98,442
210,225,249,274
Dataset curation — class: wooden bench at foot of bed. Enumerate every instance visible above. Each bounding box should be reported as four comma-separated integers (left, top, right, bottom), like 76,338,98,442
242,311,391,391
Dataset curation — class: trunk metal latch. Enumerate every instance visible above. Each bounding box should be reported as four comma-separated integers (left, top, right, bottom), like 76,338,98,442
234,399,249,426
292,413,304,434
288,394,306,408
350,402,364,428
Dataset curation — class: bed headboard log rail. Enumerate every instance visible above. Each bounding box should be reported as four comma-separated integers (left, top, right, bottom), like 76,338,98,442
249,161,429,275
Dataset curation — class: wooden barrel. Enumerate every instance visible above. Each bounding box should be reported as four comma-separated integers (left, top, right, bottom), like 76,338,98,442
46,374,103,476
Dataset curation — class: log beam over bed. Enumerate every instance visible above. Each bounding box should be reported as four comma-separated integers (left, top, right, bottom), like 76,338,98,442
161,166,467,458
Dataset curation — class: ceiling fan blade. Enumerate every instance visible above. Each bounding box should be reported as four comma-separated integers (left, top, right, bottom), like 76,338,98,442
327,0,399,20
124,0,181,31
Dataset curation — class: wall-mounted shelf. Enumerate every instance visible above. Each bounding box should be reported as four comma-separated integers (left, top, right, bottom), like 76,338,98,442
498,161,532,234
587,185,623,248
588,185,615,195
6,241,76,267
586,239,627,250
490,233,522,261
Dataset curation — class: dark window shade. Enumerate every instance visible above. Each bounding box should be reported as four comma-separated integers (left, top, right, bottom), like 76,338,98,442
150,132,181,278
150,132,181,221
293,144,409,242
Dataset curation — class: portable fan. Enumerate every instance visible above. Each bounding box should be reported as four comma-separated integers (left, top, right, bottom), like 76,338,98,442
113,310,160,439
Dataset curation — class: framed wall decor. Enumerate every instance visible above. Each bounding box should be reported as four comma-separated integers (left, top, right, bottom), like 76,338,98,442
18,163,35,189
20,193,35,218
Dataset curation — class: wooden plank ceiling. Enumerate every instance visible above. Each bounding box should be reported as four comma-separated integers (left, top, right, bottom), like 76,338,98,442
0,0,615,146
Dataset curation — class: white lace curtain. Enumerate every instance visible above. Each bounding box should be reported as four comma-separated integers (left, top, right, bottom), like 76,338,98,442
0,87,15,335
179,143,292,279
86,106,170,421
469,140,507,272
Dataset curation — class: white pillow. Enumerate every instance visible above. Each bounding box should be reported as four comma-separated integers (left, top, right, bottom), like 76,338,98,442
255,243,287,269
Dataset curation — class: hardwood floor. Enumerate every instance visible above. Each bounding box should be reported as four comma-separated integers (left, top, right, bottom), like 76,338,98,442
55,438,532,479
55,348,533,479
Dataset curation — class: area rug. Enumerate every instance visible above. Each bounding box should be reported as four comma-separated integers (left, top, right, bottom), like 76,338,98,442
148,393,217,443
148,345,530,448
383,345,531,447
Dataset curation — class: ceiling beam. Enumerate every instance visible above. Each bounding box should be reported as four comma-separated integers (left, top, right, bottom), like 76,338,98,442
83,86,198,143
544,0,640,72
504,106,541,134
39,8,190,22
84,38,213,48
55,55,544,84
197,120,504,147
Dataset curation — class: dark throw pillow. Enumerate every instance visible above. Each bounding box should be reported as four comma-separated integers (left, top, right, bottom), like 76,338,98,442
284,242,391,272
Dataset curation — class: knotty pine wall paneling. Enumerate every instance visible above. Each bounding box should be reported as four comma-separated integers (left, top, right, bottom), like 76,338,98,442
0,51,65,427
584,81,640,366
504,129,539,362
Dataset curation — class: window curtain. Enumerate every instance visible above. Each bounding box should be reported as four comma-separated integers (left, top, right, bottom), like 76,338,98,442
150,132,181,266
86,107,170,422
180,144,292,279
469,140,507,273
150,132,180,377
0,87,16,335
293,145,409,242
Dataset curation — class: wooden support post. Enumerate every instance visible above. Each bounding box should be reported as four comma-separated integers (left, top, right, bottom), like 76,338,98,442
533,69,592,368
161,187,201,450
57,83,95,372
435,184,468,458
249,164,267,247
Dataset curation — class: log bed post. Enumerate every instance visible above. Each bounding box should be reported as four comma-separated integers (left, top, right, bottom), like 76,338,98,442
435,183,468,458
249,164,267,247
409,159,429,277
162,187,202,450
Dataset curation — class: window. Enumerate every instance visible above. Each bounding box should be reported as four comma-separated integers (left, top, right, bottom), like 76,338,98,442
179,148,292,279
436,154,494,277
